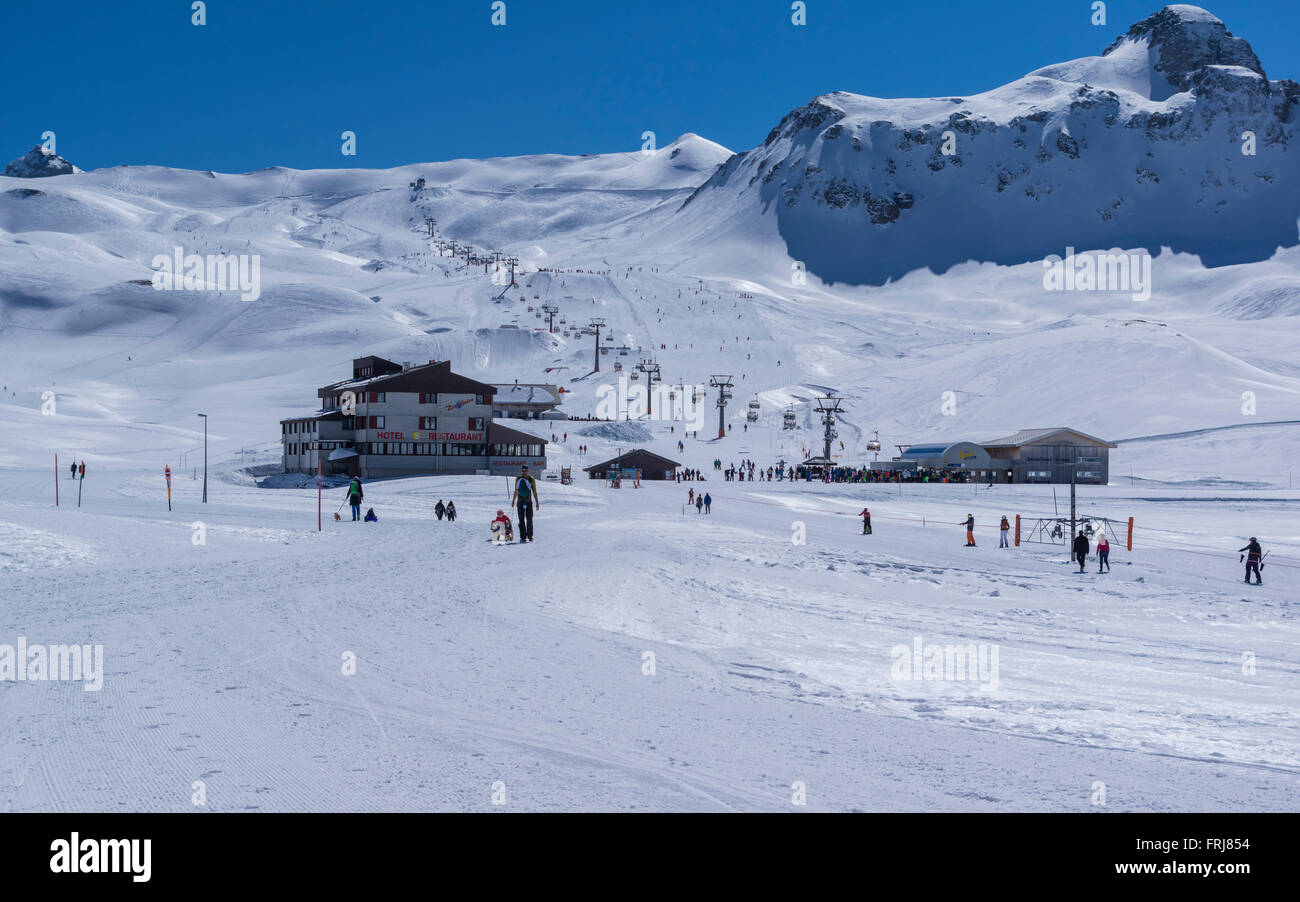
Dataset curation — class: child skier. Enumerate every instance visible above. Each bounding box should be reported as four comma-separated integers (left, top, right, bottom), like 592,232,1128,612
860,507,872,535
962,514,976,546
491,509,514,543
999,516,1010,548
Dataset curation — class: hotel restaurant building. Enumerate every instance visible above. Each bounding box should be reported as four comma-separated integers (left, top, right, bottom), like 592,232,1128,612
281,356,548,478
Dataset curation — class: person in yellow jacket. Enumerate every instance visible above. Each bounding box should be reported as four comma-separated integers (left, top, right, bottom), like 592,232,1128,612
510,465,541,543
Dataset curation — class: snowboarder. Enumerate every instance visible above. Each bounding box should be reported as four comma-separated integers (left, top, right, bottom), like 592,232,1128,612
999,516,1010,548
446,501,456,522
695,496,704,514
364,507,378,523
962,514,976,547
1239,537,1264,585
1073,530,1090,572
435,500,446,521
347,477,364,521
511,465,540,543
860,507,872,535
491,510,514,543
1096,531,1110,572
703,493,712,514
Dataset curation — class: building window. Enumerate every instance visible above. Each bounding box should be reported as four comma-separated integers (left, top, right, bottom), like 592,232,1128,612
420,416,437,430
368,415,384,429
468,417,484,431
420,393,437,404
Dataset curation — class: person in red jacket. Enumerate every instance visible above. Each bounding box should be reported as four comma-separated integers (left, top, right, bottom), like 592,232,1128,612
859,507,872,535
491,509,514,543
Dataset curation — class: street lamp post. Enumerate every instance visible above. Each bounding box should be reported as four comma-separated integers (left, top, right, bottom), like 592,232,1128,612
197,413,208,503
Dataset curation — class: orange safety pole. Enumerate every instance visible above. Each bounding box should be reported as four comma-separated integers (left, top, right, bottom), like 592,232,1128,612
1014,514,1020,547
1127,517,1134,551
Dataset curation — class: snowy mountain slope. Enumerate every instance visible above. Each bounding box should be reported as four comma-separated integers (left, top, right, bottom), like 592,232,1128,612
678,4,1300,286
0,5,1297,486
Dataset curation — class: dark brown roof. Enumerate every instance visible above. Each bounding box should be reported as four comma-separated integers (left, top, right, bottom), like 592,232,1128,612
488,422,548,446
318,360,496,400
584,449,681,472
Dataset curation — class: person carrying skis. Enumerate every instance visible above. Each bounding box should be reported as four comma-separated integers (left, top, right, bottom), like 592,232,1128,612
435,500,446,521
347,477,364,521
1239,537,1264,585
962,514,976,547
703,493,712,514
859,507,872,535
999,516,1010,548
511,465,540,543
446,501,456,522
1073,530,1090,572
1096,531,1110,572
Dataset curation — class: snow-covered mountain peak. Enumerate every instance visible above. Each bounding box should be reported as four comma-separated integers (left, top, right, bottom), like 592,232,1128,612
1099,4,1265,100
4,145,82,178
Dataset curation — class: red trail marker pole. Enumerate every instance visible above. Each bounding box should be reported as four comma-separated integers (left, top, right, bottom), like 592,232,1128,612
165,465,172,511
1127,517,1134,552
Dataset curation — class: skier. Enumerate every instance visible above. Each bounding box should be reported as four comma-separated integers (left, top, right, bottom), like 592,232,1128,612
703,492,712,514
962,514,976,547
688,488,694,505
1238,537,1264,585
859,507,872,535
446,501,457,522
1073,530,1090,572
347,477,364,521
999,516,1010,548
1096,531,1110,572
695,496,704,514
435,500,446,521
511,465,540,543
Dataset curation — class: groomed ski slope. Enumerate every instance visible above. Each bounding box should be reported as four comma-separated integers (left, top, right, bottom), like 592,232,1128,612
1,459,1295,812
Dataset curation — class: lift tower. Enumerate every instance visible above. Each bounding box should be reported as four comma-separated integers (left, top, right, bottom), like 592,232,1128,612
635,359,662,416
815,395,844,463
710,375,734,439
589,318,607,373
542,304,560,334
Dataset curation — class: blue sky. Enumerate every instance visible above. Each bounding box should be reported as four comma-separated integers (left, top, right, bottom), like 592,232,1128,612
2,0,1293,172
